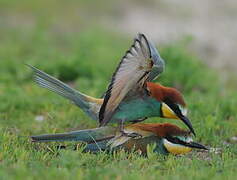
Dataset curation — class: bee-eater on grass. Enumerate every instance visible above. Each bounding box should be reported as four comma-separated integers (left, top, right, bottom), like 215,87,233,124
28,33,195,135
31,123,207,155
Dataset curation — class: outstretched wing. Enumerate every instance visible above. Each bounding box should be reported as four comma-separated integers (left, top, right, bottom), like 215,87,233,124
99,33,165,126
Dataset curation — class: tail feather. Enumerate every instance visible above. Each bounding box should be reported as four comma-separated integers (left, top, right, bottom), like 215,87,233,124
27,64,102,120
31,126,116,143
84,140,109,152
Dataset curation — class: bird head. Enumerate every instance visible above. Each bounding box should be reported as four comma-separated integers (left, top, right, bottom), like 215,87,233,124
162,135,208,155
135,123,207,155
159,123,208,154
126,123,207,155
146,82,195,136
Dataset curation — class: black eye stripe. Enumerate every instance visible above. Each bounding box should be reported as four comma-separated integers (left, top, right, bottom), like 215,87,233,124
164,99,182,116
166,136,188,146
166,136,208,150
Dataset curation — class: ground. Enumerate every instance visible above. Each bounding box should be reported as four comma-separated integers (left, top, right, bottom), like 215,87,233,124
0,1,237,180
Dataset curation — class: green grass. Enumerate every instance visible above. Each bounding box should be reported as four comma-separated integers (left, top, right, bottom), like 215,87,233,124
0,1,237,179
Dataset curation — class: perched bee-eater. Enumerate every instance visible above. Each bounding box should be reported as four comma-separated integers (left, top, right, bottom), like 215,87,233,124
28,33,195,135
31,123,207,155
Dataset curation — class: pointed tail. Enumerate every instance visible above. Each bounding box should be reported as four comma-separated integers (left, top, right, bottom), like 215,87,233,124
27,64,103,120
31,126,115,143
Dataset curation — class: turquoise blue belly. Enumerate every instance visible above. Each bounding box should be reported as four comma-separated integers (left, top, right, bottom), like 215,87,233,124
112,97,161,122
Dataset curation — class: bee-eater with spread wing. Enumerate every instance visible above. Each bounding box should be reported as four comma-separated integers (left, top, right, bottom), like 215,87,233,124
27,33,195,135
31,123,207,155
98,34,194,134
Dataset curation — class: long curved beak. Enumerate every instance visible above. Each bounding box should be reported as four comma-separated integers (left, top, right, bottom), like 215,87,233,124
178,114,196,136
161,103,196,136
186,141,208,150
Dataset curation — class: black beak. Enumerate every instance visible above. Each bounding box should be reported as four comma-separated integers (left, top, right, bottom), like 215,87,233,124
178,115,196,136
163,100,196,136
186,142,208,150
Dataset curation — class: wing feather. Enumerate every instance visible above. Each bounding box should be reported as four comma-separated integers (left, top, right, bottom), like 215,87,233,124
99,34,164,126
107,125,154,148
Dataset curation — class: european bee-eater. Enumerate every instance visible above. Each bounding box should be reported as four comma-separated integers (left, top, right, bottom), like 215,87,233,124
31,123,207,155
98,34,194,134
27,33,195,135
28,65,193,135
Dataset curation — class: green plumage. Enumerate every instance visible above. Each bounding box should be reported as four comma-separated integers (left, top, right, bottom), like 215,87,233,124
31,126,169,155
31,126,116,143
84,140,109,153
28,65,169,154
114,97,161,122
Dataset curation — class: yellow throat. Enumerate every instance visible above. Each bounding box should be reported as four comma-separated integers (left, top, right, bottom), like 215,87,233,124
163,139,192,155
161,103,178,119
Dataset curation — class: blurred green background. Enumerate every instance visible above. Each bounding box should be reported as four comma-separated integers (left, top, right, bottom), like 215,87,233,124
0,0,236,179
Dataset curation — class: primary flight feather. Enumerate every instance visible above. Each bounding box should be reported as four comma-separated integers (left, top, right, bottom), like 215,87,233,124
99,33,165,126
